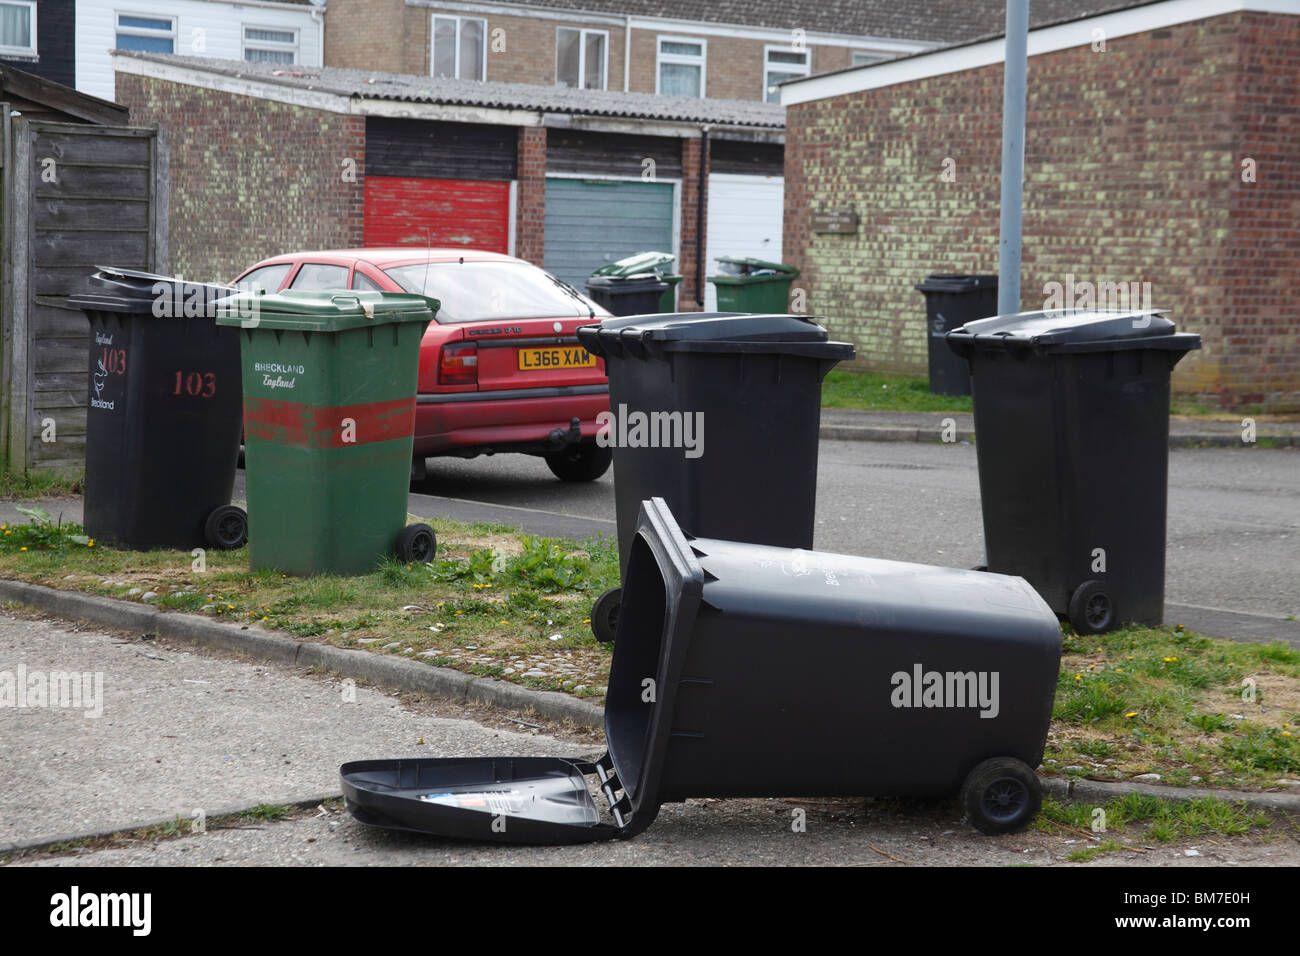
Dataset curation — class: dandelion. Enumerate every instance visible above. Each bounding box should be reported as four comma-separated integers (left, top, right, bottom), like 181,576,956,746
1075,674,1082,681
88,540,95,547
1283,731,1293,738
583,618,591,624
1115,667,1123,672
19,546,26,552
498,619,508,626
1125,712,1138,718
262,616,268,622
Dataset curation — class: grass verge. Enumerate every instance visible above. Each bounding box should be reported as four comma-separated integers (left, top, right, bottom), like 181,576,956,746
0,507,619,701
821,370,973,413
1,508,1297,787
1033,793,1276,862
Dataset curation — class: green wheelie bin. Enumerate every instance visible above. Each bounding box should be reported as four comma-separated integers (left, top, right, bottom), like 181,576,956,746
706,257,799,313
215,290,438,576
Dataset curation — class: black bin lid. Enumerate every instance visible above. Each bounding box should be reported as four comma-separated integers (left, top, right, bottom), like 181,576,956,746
946,309,1203,356
338,497,705,845
68,266,240,317
577,312,855,362
584,275,669,292
915,274,998,294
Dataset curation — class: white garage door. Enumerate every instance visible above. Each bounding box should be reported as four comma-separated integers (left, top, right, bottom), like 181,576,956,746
705,173,785,312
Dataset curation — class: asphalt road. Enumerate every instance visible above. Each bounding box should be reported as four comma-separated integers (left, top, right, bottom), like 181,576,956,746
396,441,1300,635
5,612,1294,867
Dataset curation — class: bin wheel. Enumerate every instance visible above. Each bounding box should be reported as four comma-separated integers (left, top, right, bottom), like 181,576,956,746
591,586,622,644
204,505,248,551
545,443,612,482
1068,581,1114,634
396,523,437,564
961,757,1041,835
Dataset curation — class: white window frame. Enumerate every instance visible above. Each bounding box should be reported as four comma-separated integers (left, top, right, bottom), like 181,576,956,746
430,14,487,81
242,25,299,65
763,44,810,102
655,35,706,97
114,11,176,54
852,51,891,67
555,26,608,91
0,0,36,58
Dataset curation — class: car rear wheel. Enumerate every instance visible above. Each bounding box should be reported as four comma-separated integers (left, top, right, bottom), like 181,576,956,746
545,442,612,482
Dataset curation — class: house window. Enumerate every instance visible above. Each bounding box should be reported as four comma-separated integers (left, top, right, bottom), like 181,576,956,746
432,16,486,81
244,26,298,64
115,13,175,54
556,27,606,90
0,1,36,58
764,46,809,102
656,37,705,97
852,51,890,67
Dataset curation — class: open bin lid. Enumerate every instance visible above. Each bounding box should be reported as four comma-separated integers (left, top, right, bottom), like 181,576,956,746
946,309,1203,357
590,251,676,279
340,497,706,844
215,290,439,332
68,265,240,317
576,312,855,362
712,256,799,277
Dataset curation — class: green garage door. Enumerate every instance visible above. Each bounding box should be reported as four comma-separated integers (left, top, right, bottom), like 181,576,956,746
544,178,675,290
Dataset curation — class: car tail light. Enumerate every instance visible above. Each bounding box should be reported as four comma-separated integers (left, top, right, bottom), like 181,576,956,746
438,342,478,387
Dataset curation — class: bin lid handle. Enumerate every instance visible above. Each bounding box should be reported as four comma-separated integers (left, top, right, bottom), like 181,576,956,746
330,293,374,319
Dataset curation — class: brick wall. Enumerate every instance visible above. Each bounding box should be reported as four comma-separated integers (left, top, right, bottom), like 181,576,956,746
679,136,707,311
516,126,547,265
116,74,365,283
327,0,864,101
784,11,1300,411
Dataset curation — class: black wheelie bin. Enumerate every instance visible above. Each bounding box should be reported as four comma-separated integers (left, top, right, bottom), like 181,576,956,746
946,309,1201,634
575,312,854,641
914,274,998,396
69,267,247,551
340,498,1063,843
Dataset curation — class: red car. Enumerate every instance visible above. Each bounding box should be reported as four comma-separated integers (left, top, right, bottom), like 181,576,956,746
232,248,614,482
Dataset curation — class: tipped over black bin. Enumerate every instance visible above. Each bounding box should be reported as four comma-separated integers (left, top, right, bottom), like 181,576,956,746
947,309,1201,634
341,498,1063,843
69,267,247,552
576,312,854,642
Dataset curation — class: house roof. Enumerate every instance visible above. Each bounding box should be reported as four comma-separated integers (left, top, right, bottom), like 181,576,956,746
114,52,786,129
489,0,1158,44
0,64,129,125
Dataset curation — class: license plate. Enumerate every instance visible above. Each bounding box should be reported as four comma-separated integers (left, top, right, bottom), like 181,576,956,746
517,346,596,371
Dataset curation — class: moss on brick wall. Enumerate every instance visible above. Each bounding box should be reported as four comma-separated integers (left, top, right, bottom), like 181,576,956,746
116,73,366,284
785,11,1299,411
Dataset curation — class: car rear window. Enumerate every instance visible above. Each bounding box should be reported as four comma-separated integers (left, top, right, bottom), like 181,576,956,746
384,261,609,323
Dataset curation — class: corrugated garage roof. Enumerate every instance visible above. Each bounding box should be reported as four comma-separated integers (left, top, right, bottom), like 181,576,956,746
115,52,786,129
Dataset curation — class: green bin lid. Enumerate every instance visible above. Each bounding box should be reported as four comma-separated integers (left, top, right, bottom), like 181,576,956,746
215,290,438,332
713,256,799,276
590,251,676,278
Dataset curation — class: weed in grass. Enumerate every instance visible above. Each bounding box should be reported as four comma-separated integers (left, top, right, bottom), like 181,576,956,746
1068,840,1121,862
1187,712,1237,733
1218,727,1300,774
237,804,291,823
0,506,93,553
0,470,83,498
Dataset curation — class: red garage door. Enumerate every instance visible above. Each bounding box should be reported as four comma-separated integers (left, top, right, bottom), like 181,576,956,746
364,176,510,252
